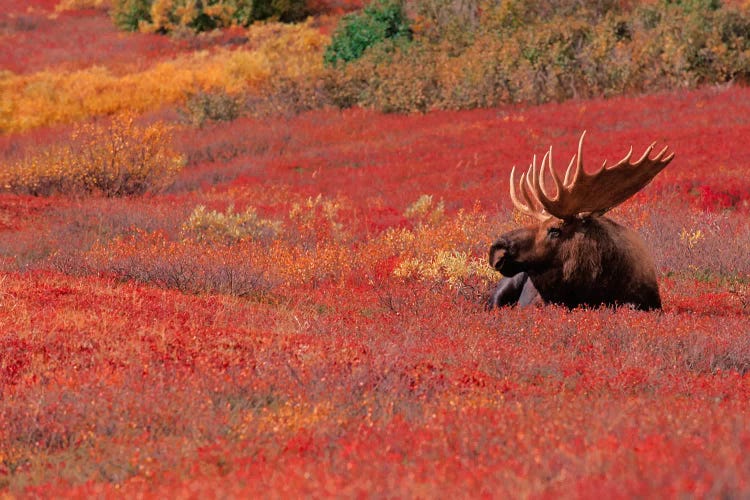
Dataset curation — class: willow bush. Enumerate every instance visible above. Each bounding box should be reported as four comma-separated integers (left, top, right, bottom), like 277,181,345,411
0,115,184,196
111,0,307,33
325,0,750,112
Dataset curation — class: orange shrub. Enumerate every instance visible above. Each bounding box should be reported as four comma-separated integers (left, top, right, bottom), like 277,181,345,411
0,20,329,132
55,0,111,11
0,114,184,196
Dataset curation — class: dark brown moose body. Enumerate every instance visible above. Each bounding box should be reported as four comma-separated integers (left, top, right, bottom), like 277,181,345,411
488,216,662,310
487,131,674,310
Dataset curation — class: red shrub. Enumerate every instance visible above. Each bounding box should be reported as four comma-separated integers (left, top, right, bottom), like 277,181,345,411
2,42,750,496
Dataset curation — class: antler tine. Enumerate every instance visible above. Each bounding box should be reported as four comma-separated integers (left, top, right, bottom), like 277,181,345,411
527,155,537,197
509,164,549,221
523,163,536,206
521,168,541,214
563,154,576,187
509,167,532,216
656,144,676,162
538,146,564,201
632,142,654,166
633,142,674,165
566,130,586,187
509,166,522,208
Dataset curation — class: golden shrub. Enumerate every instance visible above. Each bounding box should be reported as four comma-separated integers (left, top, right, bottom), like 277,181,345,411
394,250,497,288
111,0,306,33
0,114,184,196
288,194,348,243
0,20,329,132
55,0,110,11
144,0,237,33
181,205,282,244
404,194,445,226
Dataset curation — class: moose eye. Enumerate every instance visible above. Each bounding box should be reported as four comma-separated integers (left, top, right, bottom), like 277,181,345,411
547,227,562,239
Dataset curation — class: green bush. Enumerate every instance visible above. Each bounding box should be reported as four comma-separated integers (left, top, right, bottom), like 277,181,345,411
323,0,412,66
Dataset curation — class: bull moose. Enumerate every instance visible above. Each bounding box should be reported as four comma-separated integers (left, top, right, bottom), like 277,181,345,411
488,131,674,310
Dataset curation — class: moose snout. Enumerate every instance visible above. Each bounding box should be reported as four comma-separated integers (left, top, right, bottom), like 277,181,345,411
489,238,515,271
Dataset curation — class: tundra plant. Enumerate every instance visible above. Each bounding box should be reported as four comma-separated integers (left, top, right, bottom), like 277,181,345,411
0,114,184,196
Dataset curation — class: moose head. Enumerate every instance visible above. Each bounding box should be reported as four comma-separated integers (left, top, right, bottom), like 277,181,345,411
488,131,674,310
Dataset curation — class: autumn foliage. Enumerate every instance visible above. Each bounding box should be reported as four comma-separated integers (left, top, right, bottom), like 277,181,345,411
1,114,183,196
1,0,750,497
110,0,308,33
325,0,750,111
0,19,329,132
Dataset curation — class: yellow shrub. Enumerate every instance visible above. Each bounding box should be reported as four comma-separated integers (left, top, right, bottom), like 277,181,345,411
352,195,501,290
680,227,705,250
0,114,184,196
0,20,329,132
394,250,497,288
148,0,179,31
404,194,445,225
391,198,498,288
55,0,110,11
288,194,349,243
144,0,237,33
181,205,282,244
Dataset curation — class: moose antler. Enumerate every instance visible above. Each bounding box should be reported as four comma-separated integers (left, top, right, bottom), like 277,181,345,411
510,131,674,220
510,154,553,221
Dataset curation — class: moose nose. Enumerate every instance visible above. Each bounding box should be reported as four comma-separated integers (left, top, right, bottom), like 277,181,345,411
489,247,506,270
490,238,515,255
489,239,513,270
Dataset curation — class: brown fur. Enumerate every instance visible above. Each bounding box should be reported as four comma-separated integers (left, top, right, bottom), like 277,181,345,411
488,215,661,310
